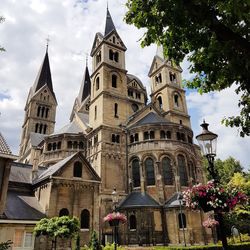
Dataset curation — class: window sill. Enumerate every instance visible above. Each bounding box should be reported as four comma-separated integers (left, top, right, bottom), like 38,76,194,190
80,229,90,232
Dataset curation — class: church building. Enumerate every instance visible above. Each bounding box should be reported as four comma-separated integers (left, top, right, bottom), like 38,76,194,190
0,8,212,249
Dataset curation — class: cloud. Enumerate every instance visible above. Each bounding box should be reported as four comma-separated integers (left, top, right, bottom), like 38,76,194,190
0,0,249,170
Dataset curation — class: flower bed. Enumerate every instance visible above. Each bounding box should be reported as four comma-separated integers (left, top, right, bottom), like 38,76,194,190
182,180,247,212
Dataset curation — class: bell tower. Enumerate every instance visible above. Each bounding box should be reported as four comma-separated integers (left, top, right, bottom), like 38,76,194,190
149,46,191,128
89,8,128,129
19,48,57,159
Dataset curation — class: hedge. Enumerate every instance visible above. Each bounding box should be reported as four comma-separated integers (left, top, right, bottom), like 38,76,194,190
153,242,250,250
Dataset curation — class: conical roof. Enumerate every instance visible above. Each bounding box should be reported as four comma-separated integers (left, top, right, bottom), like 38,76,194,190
32,50,56,100
78,66,91,103
104,8,116,36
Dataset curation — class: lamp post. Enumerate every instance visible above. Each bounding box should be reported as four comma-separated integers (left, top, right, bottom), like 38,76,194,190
196,120,228,249
111,188,119,250
177,192,187,247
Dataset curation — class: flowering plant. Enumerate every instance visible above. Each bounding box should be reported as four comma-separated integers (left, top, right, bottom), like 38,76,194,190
103,212,127,224
182,180,247,212
202,217,219,228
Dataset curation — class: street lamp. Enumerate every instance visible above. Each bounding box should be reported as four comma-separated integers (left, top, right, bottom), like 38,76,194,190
196,121,228,249
177,192,187,247
111,188,118,250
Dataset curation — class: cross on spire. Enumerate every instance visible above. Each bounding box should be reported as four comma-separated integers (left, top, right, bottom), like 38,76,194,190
46,36,50,52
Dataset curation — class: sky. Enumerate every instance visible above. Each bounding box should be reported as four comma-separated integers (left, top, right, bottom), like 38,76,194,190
0,0,249,169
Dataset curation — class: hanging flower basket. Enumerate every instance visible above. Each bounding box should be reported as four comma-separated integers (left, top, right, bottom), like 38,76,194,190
202,217,219,228
182,180,247,212
103,212,127,226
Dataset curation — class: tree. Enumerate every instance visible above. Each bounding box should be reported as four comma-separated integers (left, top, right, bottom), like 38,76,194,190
0,16,5,52
203,156,243,185
125,0,250,136
34,216,80,250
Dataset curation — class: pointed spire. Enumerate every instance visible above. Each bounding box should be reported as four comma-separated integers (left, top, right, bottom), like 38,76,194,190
78,65,91,103
32,49,55,99
104,7,116,36
156,45,165,59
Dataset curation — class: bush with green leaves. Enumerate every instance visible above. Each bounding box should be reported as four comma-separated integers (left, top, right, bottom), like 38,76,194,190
0,240,12,250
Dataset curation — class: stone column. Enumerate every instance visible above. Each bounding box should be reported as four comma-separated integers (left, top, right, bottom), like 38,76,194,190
139,160,145,193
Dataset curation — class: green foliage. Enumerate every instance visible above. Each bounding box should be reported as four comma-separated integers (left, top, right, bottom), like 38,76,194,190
0,16,5,52
153,242,250,249
75,233,80,250
0,240,12,250
34,216,80,238
125,0,250,136
227,233,250,244
101,243,125,250
89,231,100,250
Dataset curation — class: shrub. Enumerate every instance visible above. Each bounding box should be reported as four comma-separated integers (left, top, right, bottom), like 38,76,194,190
0,240,12,250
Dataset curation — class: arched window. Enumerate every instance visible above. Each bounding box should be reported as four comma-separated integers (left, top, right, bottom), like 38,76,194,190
167,131,172,139
73,141,78,149
48,143,52,151
132,159,140,188
114,52,119,62
178,155,188,186
130,135,134,143
144,131,149,140
73,161,82,178
132,103,139,112
37,106,41,117
79,141,84,149
145,158,155,185
149,131,155,139
113,36,116,43
162,157,173,185
96,77,100,90
129,215,137,230
157,96,163,109
45,108,49,118
81,209,90,229
43,124,47,134
96,52,101,65
112,75,117,88
35,123,39,133
174,94,179,107
176,132,181,140
67,141,72,149
57,141,61,150
52,142,56,151
114,103,118,117
160,130,166,139
178,213,186,228
94,106,97,120
39,124,43,133
134,133,138,142
59,208,69,217
109,49,113,60
41,107,45,118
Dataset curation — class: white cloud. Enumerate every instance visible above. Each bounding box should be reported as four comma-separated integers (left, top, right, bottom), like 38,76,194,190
0,0,249,170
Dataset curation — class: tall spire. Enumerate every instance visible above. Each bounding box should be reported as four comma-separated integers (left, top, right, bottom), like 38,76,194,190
32,49,56,99
78,65,91,103
104,7,116,36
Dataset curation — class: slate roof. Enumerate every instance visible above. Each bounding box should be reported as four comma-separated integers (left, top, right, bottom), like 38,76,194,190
164,193,184,208
104,8,116,36
51,120,83,136
0,132,12,155
77,112,89,125
30,132,45,147
34,153,77,184
132,112,169,128
4,191,45,220
9,162,46,184
31,51,56,101
119,192,161,209
78,66,91,103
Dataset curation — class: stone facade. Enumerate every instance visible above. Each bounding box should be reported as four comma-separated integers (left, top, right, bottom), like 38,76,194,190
0,7,214,250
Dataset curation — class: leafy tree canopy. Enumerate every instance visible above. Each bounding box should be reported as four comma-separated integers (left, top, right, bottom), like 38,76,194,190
125,0,250,136
0,16,5,52
34,216,80,239
204,156,243,185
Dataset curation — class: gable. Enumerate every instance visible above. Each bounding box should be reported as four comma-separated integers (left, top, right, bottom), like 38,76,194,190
148,56,164,77
104,30,127,51
90,32,104,56
31,84,57,106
